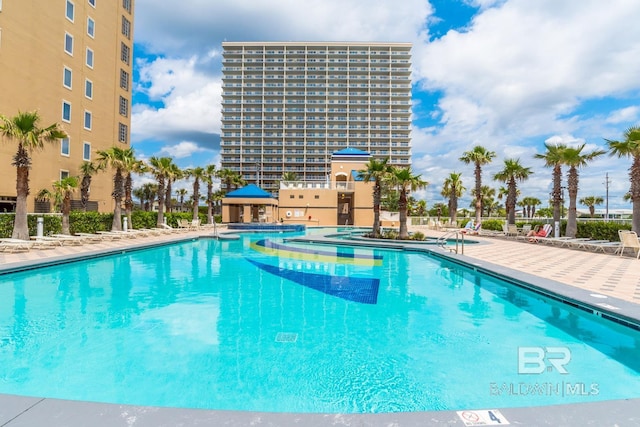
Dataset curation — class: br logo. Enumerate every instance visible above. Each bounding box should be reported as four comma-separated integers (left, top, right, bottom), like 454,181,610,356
518,346,571,374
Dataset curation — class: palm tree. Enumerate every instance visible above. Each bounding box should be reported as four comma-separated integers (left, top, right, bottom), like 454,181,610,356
282,171,298,182
441,172,465,224
97,147,128,231
53,176,79,235
520,196,542,218
0,111,67,239
185,166,206,221
203,164,217,225
460,146,496,224
359,158,392,237
579,196,604,218
176,188,188,211
472,185,496,217
493,159,533,225
121,148,142,229
561,144,605,237
606,126,640,232
414,199,427,217
535,143,567,228
389,167,428,239
148,156,173,227
219,168,243,193
78,161,103,212
164,161,182,213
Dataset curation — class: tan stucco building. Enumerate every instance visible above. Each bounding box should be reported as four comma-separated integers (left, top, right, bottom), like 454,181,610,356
222,148,375,226
0,0,134,213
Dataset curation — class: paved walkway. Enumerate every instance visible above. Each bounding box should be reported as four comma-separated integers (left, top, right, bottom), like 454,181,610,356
412,227,640,305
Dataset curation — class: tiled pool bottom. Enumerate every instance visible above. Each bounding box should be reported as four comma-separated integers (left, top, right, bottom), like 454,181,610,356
2,234,640,425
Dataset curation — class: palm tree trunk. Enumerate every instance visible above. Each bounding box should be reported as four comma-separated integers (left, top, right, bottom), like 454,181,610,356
62,196,71,235
156,178,165,228
372,182,381,237
565,167,579,237
207,183,213,225
192,180,200,221
165,180,172,213
12,144,31,240
399,189,408,239
12,166,30,240
507,179,516,225
111,170,123,231
475,164,482,224
552,164,562,225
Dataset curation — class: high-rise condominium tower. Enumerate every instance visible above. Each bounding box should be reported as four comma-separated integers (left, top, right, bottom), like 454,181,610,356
0,0,135,213
221,42,412,193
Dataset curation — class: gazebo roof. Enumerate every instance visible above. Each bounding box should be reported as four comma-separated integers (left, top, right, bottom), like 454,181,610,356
225,184,273,198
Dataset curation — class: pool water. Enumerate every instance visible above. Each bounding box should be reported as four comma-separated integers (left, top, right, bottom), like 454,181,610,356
0,232,639,413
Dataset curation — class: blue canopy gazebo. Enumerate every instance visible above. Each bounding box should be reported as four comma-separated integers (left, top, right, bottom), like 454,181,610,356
222,184,279,223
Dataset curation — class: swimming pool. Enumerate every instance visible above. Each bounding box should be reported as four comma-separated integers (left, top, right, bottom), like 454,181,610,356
0,231,639,413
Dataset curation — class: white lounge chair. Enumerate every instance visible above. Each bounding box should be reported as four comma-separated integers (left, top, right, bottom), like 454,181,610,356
0,238,33,252
618,230,640,258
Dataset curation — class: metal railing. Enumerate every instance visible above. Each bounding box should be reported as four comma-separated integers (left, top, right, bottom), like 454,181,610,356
436,230,464,255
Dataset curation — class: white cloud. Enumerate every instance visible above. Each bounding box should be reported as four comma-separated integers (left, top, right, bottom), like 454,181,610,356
131,56,222,140
159,141,212,159
606,106,640,124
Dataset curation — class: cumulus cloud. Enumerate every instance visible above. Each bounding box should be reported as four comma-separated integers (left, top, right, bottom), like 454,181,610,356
159,141,213,159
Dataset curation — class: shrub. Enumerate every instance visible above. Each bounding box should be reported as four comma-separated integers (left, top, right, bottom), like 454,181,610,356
411,231,425,241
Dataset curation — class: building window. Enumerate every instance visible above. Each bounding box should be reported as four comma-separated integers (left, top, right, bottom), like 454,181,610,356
118,123,128,143
87,17,95,38
120,69,129,90
121,16,131,39
123,0,131,13
65,0,74,22
86,48,94,68
120,43,130,64
62,101,71,122
84,111,92,130
85,79,93,99
83,142,91,161
61,138,70,156
60,170,70,180
63,67,72,89
119,96,128,117
64,33,73,55
88,0,95,7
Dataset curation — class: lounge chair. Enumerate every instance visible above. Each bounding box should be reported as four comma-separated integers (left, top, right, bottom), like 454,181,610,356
618,230,640,258
506,224,519,237
31,235,84,246
575,240,621,253
528,224,553,243
0,238,33,252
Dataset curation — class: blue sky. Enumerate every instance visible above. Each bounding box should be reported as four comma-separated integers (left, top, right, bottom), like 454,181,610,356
130,0,640,210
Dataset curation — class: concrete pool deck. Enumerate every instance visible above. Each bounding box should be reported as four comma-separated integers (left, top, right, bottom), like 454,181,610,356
1,226,639,426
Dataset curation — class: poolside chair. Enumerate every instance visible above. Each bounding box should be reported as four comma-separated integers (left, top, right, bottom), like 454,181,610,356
618,230,640,258
506,224,519,237
0,238,33,253
528,224,552,243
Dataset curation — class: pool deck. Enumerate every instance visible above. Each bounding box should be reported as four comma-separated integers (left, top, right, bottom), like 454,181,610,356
1,226,640,426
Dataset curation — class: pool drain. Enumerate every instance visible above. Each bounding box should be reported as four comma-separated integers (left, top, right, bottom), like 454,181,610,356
275,332,298,343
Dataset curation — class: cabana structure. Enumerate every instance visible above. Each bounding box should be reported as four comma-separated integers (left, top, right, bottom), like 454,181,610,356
222,184,279,223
